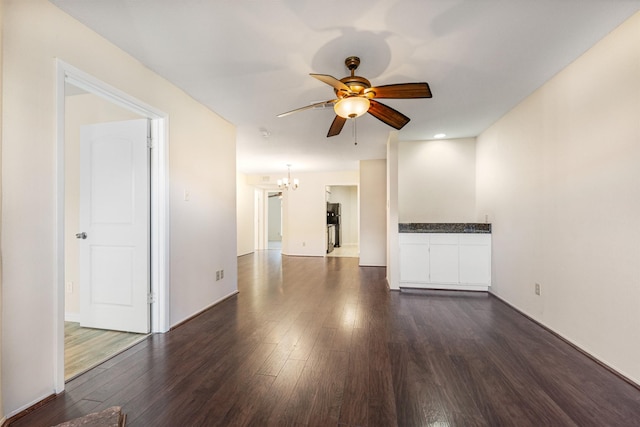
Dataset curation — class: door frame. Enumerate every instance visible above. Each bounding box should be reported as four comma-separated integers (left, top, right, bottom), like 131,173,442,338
54,59,170,392
266,191,283,248
254,189,265,251
256,188,280,250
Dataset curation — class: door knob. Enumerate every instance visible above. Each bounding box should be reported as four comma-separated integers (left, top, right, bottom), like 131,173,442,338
75,232,87,239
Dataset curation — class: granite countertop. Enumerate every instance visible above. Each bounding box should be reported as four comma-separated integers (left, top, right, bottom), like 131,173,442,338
399,223,491,234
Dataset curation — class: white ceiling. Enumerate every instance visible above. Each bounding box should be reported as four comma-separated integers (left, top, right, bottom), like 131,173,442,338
51,0,640,174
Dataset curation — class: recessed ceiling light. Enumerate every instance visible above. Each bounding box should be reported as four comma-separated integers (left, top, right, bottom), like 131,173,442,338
434,133,446,139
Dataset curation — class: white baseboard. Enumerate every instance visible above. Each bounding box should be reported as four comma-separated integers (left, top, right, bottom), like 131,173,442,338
489,291,640,389
4,392,55,420
64,312,80,323
170,290,239,330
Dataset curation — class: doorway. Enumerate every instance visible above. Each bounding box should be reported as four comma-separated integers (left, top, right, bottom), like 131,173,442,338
267,191,283,250
64,110,150,378
325,185,359,258
255,188,282,251
55,60,170,391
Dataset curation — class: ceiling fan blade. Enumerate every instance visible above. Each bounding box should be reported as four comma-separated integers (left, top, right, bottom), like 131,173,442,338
367,100,411,130
310,74,351,93
277,99,337,117
368,82,432,99
327,115,347,137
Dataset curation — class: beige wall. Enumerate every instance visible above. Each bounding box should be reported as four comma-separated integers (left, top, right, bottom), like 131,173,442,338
64,93,141,317
360,159,387,266
2,0,237,416
240,171,361,257
281,170,359,256
476,12,640,384
399,138,477,223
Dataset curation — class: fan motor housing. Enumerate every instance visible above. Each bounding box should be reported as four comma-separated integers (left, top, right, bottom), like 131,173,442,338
336,76,371,98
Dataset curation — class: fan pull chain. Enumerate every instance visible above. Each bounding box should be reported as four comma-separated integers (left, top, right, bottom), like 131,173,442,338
352,118,358,145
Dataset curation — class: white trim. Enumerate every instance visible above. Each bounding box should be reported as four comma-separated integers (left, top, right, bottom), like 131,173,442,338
64,312,80,323
62,62,166,119
54,62,66,392
171,291,239,329
5,393,55,420
149,116,171,334
54,59,171,394
400,284,490,292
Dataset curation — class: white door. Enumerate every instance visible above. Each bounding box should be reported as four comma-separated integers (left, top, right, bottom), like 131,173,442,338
79,119,150,333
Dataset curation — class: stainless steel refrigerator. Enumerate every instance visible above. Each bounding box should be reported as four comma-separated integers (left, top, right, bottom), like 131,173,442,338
326,202,341,248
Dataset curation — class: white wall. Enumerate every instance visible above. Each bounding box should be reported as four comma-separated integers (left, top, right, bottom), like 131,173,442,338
236,172,256,256
476,11,640,384
2,0,237,416
360,160,387,267
281,170,358,256
386,133,400,289
399,138,476,223
64,93,141,318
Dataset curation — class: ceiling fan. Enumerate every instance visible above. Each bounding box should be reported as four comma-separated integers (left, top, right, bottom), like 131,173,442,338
278,56,432,137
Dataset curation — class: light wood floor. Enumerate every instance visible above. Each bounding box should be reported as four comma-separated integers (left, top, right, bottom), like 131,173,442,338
327,243,359,258
65,322,147,380
13,252,640,426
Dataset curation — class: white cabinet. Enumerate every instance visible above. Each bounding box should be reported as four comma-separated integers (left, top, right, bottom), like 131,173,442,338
400,234,429,282
459,234,491,284
399,233,491,291
429,234,459,284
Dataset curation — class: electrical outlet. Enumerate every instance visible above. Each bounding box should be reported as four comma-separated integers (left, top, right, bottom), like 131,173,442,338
220,269,224,279
216,271,220,281
302,241,306,247
65,282,73,293
535,283,541,295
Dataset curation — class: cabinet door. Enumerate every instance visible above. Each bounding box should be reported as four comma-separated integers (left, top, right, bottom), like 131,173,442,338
459,243,491,284
400,243,430,282
429,243,459,283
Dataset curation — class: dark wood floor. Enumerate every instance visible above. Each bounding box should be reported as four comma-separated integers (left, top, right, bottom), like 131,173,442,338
10,251,640,426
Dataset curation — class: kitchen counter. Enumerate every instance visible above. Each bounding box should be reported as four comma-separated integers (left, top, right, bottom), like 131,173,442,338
399,223,491,234
399,227,492,291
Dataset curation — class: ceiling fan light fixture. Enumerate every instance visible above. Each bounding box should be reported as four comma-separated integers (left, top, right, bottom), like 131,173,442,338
334,97,370,119
278,57,432,137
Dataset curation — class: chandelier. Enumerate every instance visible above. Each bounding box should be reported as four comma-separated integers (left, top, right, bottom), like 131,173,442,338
278,164,299,190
